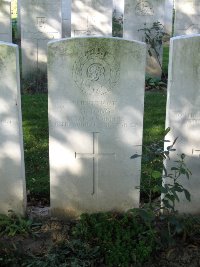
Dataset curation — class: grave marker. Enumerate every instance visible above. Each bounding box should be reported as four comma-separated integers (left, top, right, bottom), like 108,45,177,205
174,0,200,36
21,0,62,81
62,0,71,37
165,34,200,214
0,42,26,215
71,0,112,37
123,0,165,77
48,37,146,218
0,0,12,42
164,0,173,36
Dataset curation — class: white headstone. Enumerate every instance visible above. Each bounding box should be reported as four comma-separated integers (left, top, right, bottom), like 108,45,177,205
71,0,112,37
164,0,173,36
165,35,200,214
48,37,146,218
0,42,26,215
174,0,200,36
0,0,12,42
123,0,165,77
21,0,62,79
62,0,71,37
17,0,21,39
113,0,124,17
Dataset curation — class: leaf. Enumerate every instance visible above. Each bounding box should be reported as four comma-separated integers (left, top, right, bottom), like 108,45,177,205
164,127,170,135
184,189,191,202
130,154,141,159
181,153,185,160
161,186,168,194
151,170,161,179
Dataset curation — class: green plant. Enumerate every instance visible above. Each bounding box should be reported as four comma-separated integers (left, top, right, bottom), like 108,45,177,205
23,240,101,267
162,153,191,214
145,76,166,91
0,211,33,237
73,211,157,266
131,128,192,246
139,21,168,78
112,9,123,37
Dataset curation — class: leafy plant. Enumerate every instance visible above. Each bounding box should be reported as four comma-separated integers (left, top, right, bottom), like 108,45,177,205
23,240,101,267
131,128,192,246
145,76,166,91
139,21,168,79
112,9,123,37
73,211,157,266
0,211,33,237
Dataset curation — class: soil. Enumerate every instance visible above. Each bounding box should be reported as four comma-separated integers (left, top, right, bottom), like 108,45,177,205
1,203,200,267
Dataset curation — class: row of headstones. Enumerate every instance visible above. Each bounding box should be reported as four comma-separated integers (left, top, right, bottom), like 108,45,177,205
0,33,200,218
1,0,200,81
0,0,200,80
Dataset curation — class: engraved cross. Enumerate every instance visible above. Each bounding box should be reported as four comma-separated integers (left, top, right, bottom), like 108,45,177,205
75,132,116,195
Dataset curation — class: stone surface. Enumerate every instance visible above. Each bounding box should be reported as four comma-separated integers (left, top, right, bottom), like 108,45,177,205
164,0,173,36
113,0,124,18
20,0,62,80
48,37,146,218
165,34,200,214
71,0,112,37
123,0,165,77
0,42,26,215
62,0,71,37
174,0,200,36
0,0,12,42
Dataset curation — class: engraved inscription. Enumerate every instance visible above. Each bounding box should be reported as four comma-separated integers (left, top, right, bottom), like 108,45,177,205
173,111,200,125
51,100,137,129
37,17,47,29
73,46,120,95
135,1,154,16
74,16,97,36
75,132,116,195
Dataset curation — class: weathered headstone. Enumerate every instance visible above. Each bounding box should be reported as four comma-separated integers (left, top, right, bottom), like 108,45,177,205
0,0,12,42
0,42,26,215
165,35,200,214
71,0,112,37
174,0,200,36
123,0,165,77
21,0,62,81
48,37,146,218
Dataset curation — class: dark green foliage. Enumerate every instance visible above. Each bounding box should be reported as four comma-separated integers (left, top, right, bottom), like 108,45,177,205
0,211,32,237
12,19,18,44
22,71,47,93
112,10,123,37
23,240,101,267
73,211,157,266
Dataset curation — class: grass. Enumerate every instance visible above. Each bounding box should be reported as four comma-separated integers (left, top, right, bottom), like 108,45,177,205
162,44,169,75
21,91,167,199
21,94,49,198
143,91,167,145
